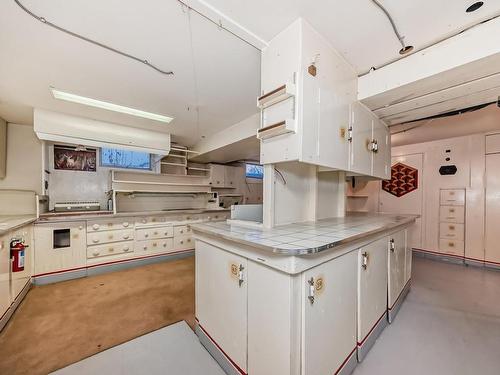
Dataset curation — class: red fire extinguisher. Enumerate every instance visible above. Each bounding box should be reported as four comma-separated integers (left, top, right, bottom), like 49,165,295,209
10,239,27,272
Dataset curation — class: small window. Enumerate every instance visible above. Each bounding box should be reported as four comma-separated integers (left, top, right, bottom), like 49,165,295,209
246,164,264,179
100,148,151,170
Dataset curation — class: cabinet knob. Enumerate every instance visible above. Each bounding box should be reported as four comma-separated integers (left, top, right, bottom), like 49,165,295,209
92,224,100,230
93,250,99,256
107,223,113,227
180,230,184,234
123,222,129,227
142,219,147,223
180,240,184,244
153,242,157,247
78,226,83,230
153,231,158,235
145,233,149,238
187,238,191,243
143,245,147,250
163,243,167,248
123,246,130,252
123,234,129,239
93,238,99,243
108,247,114,252
164,232,169,236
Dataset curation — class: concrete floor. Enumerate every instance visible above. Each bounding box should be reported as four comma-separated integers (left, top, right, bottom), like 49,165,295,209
353,257,500,375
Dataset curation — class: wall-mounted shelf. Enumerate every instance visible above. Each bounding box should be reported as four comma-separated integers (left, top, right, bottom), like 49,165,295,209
257,82,296,109
257,119,296,140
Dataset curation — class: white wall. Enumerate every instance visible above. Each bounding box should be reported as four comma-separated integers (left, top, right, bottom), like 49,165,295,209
0,123,42,194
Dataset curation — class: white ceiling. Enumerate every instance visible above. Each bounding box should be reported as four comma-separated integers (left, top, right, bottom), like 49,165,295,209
0,0,261,146
1,0,500,149
201,0,500,74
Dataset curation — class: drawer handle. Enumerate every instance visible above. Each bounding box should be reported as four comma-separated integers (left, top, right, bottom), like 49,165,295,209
78,226,83,230
142,219,147,224
449,225,455,230
389,238,395,252
92,238,100,243
180,240,184,244
143,245,147,250
164,232,169,236
92,250,100,256
180,230,184,234
362,251,369,270
123,222,129,227
92,224,100,230
123,247,130,252
449,209,455,213
123,234,130,239
107,223,113,227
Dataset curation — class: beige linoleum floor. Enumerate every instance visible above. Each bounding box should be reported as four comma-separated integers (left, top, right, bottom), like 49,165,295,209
354,257,500,375
0,257,195,375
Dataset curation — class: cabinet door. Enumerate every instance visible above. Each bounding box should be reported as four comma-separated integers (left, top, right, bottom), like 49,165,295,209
405,247,412,284
371,117,390,179
349,102,373,176
34,222,86,275
209,164,225,187
485,154,500,264
223,166,238,188
388,230,406,308
196,240,248,372
0,232,12,319
358,237,388,343
302,251,357,375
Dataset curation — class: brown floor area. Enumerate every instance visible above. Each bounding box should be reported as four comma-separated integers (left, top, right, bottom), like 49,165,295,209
0,256,195,375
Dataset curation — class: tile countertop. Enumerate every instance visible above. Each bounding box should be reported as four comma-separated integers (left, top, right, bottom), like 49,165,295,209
191,213,418,256
0,215,38,236
36,208,230,223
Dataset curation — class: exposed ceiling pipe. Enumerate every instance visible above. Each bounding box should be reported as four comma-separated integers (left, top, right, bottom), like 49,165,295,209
370,0,413,55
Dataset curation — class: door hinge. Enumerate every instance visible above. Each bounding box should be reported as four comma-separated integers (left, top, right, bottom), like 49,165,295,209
307,277,315,305
238,264,245,287
347,126,353,142
389,238,395,252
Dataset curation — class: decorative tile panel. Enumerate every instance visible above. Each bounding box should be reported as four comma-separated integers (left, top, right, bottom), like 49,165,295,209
382,162,418,197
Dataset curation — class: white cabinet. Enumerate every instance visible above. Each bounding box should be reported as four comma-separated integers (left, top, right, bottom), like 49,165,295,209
439,189,465,256
349,102,390,179
34,222,86,275
302,251,357,375
196,240,248,373
388,230,407,314
357,237,388,355
209,164,226,188
0,232,11,320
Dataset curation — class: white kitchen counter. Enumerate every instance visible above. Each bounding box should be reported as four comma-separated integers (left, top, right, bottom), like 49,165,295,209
0,215,37,236
191,212,417,255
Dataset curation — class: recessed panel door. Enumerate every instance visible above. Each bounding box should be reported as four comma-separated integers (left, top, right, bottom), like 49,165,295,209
371,117,390,179
388,230,407,308
358,236,388,343
302,251,357,375
349,102,373,176
195,240,248,373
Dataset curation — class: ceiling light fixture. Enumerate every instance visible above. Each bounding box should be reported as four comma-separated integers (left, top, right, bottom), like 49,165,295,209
466,1,484,12
49,87,174,123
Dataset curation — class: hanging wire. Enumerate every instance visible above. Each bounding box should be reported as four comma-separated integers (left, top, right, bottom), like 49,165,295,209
370,0,407,51
13,0,174,75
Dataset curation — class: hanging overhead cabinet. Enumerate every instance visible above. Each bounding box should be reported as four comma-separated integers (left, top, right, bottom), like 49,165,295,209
34,109,171,155
258,18,390,179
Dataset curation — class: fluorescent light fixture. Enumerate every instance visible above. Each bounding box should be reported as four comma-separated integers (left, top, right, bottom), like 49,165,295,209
49,87,174,123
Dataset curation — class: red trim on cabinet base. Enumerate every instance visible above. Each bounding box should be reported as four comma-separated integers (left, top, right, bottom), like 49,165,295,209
413,247,464,260
334,346,357,375
389,278,411,311
197,324,247,375
357,311,387,346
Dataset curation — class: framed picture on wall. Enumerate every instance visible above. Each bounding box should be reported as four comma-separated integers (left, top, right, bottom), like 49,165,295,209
54,145,97,171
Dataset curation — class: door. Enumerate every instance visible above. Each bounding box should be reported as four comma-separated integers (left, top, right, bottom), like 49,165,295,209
196,240,248,372
349,102,373,176
485,153,500,264
223,166,238,188
209,164,225,188
358,237,388,343
0,232,12,319
371,117,390,180
379,153,423,249
34,222,86,275
388,230,407,308
302,251,357,375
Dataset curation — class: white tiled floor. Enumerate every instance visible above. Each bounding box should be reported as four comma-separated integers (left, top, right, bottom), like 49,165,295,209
353,257,500,375
52,321,225,375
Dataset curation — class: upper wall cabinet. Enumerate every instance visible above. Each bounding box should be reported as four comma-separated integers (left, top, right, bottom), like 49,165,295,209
0,119,6,179
258,18,390,180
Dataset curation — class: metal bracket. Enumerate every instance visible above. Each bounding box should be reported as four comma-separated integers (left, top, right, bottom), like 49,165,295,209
369,139,379,153
238,264,245,287
347,126,353,142
362,251,369,270
389,238,395,252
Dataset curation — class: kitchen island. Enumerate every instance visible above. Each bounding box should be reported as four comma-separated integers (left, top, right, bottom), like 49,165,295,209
191,213,417,375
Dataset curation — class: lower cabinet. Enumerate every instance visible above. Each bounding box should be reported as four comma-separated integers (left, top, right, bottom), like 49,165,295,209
303,251,357,375
196,240,248,373
357,237,388,349
0,233,11,319
34,222,87,275
388,229,407,310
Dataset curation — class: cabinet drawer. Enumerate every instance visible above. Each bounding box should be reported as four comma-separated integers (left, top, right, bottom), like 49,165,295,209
87,229,134,245
174,235,194,250
136,226,173,241
204,212,229,222
440,189,465,206
87,240,134,259
135,238,173,253
439,206,465,223
135,216,171,227
87,218,133,232
439,239,464,255
439,223,464,241
174,225,192,237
